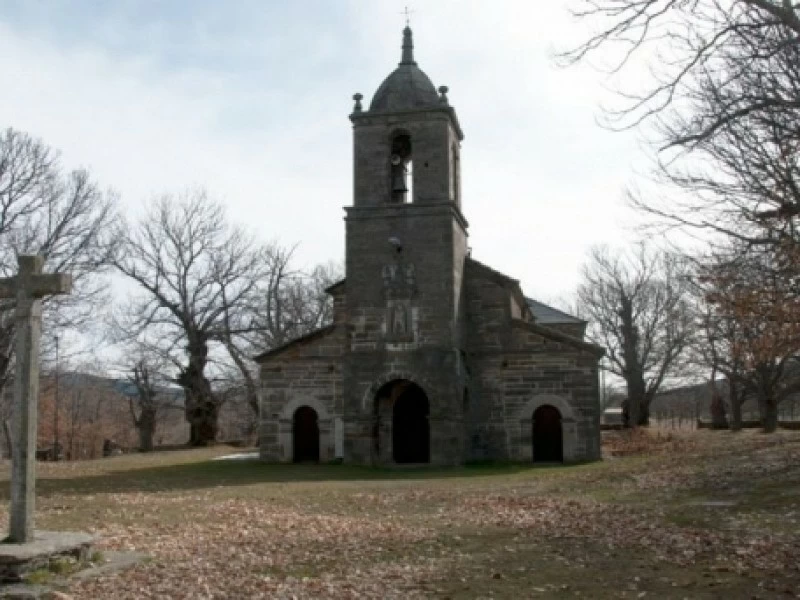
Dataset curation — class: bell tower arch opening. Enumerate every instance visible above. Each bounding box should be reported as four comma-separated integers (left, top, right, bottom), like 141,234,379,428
390,133,412,203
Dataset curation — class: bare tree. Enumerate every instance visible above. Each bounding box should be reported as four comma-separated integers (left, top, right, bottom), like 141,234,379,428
113,190,267,446
219,252,342,417
565,1,800,253
0,127,118,427
563,1,800,137
567,4,800,431
577,245,695,426
694,297,748,430
256,252,340,349
127,359,162,452
635,24,800,254
0,128,57,239
215,244,295,419
694,245,800,431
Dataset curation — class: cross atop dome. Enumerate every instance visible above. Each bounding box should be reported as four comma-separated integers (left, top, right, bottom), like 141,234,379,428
401,6,414,27
361,26,442,113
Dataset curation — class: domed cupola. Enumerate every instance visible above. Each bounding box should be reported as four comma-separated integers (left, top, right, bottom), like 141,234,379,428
349,25,464,210
369,27,440,112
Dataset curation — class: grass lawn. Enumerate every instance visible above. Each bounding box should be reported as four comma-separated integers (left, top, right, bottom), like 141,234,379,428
1,429,798,598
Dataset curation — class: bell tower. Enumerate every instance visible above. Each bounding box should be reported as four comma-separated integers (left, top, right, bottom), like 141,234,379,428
343,26,468,466
350,27,464,209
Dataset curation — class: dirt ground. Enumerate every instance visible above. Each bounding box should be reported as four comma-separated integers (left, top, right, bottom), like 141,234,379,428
1,428,798,599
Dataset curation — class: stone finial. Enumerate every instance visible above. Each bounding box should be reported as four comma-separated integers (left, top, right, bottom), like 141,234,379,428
401,26,416,65
438,85,449,105
352,93,363,113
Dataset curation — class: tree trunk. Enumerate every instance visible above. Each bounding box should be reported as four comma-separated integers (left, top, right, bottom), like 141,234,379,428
178,336,219,446
625,376,646,428
137,411,156,452
762,399,779,433
619,294,644,428
184,383,218,446
728,380,742,431
710,393,727,429
709,375,727,429
638,402,650,427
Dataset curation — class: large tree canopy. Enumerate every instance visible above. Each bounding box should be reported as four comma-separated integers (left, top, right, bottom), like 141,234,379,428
0,127,118,401
113,190,266,445
577,245,695,426
565,1,800,250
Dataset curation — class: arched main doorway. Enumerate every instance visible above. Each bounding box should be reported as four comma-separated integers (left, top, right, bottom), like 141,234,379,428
293,406,320,463
532,405,563,463
374,379,430,464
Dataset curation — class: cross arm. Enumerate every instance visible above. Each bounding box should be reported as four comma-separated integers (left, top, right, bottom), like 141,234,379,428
31,273,72,297
0,278,15,300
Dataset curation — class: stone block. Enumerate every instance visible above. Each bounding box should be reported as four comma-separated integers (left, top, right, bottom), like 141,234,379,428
0,531,93,583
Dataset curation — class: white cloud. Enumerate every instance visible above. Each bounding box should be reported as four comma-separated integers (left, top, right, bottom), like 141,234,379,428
0,0,648,308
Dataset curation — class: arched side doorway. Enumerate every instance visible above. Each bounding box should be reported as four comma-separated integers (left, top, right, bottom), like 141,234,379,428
374,379,430,464
293,406,320,463
532,405,563,463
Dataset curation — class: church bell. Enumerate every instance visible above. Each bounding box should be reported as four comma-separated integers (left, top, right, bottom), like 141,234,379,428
391,169,408,194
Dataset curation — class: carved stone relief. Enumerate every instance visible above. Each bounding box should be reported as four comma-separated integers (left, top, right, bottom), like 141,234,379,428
383,259,416,341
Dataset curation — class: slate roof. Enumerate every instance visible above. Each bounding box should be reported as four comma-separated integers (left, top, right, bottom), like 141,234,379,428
464,258,584,325
525,298,586,325
369,27,440,112
253,325,336,362
370,66,439,112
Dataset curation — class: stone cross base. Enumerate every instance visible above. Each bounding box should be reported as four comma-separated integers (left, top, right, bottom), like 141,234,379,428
0,531,94,583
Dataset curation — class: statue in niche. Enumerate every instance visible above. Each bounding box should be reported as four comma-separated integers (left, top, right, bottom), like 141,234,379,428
392,302,409,335
382,262,415,290
382,264,397,286
382,259,414,340
404,263,415,285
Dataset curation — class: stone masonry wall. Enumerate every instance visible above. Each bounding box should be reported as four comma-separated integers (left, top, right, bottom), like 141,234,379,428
463,263,602,463
345,205,464,351
342,205,468,465
342,347,465,466
258,327,345,462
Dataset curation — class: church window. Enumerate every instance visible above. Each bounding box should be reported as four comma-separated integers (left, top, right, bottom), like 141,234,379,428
390,134,413,203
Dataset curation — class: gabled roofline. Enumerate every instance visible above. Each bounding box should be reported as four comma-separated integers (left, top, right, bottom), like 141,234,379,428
511,318,604,357
466,256,518,286
253,325,337,363
324,279,346,295
465,257,534,321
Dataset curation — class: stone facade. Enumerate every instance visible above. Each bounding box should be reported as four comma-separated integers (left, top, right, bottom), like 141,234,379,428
256,27,603,466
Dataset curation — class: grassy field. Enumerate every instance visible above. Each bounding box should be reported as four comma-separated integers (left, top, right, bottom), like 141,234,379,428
1,429,799,599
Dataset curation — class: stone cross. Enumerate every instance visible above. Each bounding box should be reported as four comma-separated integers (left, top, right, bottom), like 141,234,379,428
0,255,71,543
401,6,414,26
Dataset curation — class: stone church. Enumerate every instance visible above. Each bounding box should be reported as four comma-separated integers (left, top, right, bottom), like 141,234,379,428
256,27,603,466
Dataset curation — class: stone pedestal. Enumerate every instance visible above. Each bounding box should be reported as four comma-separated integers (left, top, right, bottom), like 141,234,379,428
0,531,94,583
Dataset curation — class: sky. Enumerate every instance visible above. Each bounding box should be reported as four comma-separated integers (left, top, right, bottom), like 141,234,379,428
0,0,647,308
